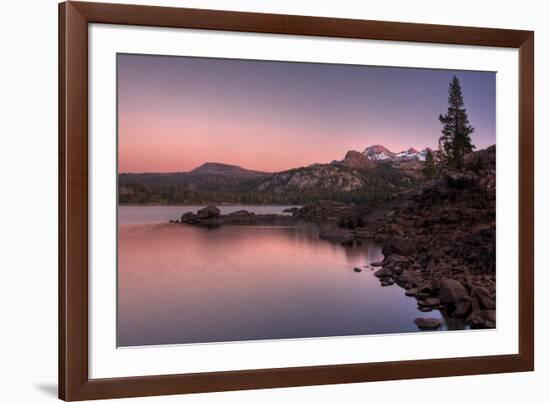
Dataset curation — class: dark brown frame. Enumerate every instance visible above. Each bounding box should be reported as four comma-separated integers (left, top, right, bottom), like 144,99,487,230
59,1,534,400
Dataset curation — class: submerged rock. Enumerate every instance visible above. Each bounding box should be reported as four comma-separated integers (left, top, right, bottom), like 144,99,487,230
414,317,441,330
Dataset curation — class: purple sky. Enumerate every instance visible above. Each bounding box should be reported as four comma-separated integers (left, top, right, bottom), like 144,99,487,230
118,53,496,173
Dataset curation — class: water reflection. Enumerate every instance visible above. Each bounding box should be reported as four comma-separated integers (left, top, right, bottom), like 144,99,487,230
117,207,452,347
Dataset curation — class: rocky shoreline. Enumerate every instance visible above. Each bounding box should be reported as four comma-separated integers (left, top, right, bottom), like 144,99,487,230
170,147,496,331
314,146,497,330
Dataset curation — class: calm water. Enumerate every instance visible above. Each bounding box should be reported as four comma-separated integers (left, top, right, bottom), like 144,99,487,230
119,204,298,225
117,205,462,347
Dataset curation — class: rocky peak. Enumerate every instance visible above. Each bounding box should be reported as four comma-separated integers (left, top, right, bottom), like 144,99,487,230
362,145,395,161
342,150,374,170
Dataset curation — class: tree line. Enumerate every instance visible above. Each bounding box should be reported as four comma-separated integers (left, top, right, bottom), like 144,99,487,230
119,181,402,205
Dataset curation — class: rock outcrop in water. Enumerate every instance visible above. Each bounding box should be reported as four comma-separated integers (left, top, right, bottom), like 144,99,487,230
177,206,297,228
196,205,221,219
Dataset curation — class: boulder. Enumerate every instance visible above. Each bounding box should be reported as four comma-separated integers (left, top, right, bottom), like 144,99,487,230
374,268,393,278
452,301,472,318
370,260,384,267
180,212,198,223
380,278,395,286
414,317,441,330
467,309,492,329
424,297,441,307
353,267,362,273
471,286,496,310
197,205,221,219
396,270,419,288
430,278,442,293
418,281,436,296
439,279,467,304
382,237,415,257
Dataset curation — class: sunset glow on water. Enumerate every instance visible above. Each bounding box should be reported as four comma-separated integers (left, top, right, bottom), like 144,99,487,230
116,206,462,347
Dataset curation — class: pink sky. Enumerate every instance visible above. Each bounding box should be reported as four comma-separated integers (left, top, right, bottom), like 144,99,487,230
118,54,496,173
119,113,426,173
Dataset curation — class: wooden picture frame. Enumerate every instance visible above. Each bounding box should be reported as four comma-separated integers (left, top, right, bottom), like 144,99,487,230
59,1,534,400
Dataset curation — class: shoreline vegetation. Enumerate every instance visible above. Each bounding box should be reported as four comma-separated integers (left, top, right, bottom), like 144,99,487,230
166,144,496,331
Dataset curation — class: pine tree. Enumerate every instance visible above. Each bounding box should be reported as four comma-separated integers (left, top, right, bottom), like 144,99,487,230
422,149,436,179
438,76,475,170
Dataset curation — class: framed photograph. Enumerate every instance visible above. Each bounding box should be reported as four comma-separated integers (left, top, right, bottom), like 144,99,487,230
59,1,534,400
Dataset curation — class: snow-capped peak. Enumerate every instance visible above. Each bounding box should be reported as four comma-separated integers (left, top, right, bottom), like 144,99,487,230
362,145,395,161
362,145,432,162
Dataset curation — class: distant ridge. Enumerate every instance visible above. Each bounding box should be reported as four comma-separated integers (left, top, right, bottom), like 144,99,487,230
190,162,267,177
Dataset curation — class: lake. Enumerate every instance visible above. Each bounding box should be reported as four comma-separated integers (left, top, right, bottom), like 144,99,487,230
117,205,463,347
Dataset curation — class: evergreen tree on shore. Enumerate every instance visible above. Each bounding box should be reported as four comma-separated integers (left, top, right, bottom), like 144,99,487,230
438,76,475,170
422,149,436,179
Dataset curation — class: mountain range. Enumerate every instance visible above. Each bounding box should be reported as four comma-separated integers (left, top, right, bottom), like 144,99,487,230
118,144,440,205
361,145,432,162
